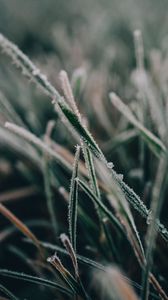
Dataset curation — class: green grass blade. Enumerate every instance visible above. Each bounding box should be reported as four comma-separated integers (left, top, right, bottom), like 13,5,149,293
82,145,100,198
0,34,60,99
76,178,125,236
0,269,72,296
111,168,168,243
1,33,168,251
109,92,167,157
57,99,104,160
141,158,168,300
68,145,80,252
43,158,58,236
24,239,160,299
0,284,19,300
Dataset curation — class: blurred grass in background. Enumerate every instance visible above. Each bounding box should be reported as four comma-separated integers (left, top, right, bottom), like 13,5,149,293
0,0,168,299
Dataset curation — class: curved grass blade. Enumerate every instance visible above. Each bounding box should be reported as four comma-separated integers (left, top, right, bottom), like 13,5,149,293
60,233,90,299
24,239,160,299
0,269,72,296
0,284,19,300
47,252,89,299
0,203,43,256
0,34,103,161
111,168,168,244
1,33,168,246
0,34,60,99
109,92,167,157
5,122,72,172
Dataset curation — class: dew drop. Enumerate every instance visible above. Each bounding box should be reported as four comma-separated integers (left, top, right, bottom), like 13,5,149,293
147,210,152,225
117,173,124,181
107,162,114,169
52,99,56,104
40,74,47,81
161,226,167,234
32,68,40,76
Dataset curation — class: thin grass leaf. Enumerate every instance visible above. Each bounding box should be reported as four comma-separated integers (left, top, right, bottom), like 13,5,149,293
68,145,80,252
43,158,58,236
24,232,167,298
141,157,168,300
0,284,19,300
102,129,138,152
2,34,167,247
0,34,103,161
134,30,144,70
60,233,79,277
24,239,160,299
76,178,125,237
60,70,81,121
47,252,89,299
57,99,104,160
111,168,168,244
0,91,25,127
60,233,89,299
102,218,120,262
43,121,58,236
25,238,107,271
133,30,146,183
0,34,60,99
71,67,86,99
0,269,72,296
47,252,78,293
0,203,43,256
5,122,72,172
109,92,167,157
96,160,145,266
82,145,100,199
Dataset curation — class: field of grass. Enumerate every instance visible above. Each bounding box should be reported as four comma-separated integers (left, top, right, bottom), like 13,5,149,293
0,1,168,299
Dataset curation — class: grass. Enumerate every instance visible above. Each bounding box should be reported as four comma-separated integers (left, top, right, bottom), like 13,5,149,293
0,3,168,299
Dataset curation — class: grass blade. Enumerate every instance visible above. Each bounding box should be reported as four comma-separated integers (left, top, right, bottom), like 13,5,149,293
141,157,168,300
82,145,100,199
76,178,125,236
24,239,160,299
57,99,104,160
0,203,43,256
68,145,80,252
1,34,168,258
60,233,79,277
0,284,19,300
109,92,167,157
0,269,72,296
0,34,60,99
43,121,58,236
5,122,72,172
